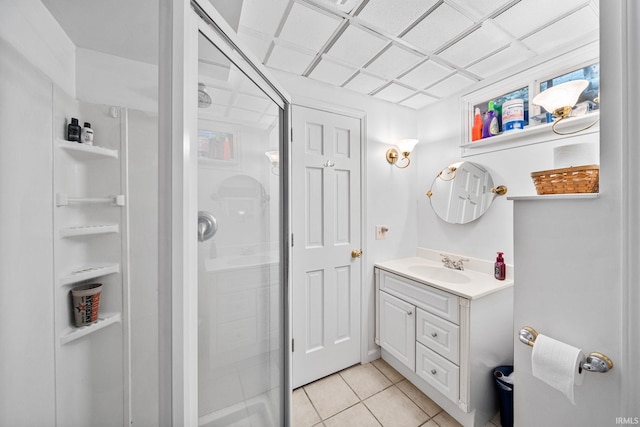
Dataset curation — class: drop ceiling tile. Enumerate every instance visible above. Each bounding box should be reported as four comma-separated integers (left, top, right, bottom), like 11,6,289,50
234,93,271,113
373,83,416,103
426,73,476,98
228,107,263,123
278,2,343,52
343,72,387,94
447,0,514,19
309,58,357,86
400,93,438,109
437,21,511,68
467,42,536,78
326,24,388,68
356,0,439,36
522,7,599,54
398,60,453,89
237,27,272,63
266,43,316,75
365,45,424,79
401,3,474,53
239,0,290,38
493,0,590,39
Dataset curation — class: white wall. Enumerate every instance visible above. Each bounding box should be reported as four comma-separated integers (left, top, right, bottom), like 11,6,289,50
0,36,57,427
269,69,419,360
415,41,599,266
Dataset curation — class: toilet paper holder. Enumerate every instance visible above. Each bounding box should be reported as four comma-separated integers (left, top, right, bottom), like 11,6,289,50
519,326,613,373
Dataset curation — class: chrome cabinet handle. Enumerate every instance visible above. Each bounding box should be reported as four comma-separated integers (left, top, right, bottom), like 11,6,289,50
431,369,437,375
431,332,438,338
407,311,413,316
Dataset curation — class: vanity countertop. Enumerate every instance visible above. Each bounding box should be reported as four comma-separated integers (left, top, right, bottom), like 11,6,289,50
375,256,513,300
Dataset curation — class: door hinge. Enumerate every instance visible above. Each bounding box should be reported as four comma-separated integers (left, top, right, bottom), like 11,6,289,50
291,128,293,142
291,233,294,247
292,338,295,352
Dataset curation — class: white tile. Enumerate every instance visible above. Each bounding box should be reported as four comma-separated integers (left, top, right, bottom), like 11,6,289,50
339,363,392,400
237,27,272,63
324,402,382,427
398,60,453,90
303,373,359,419
438,21,511,68
522,7,599,54
238,0,290,38
400,93,438,109
374,83,416,103
364,386,429,426
343,72,387,94
309,58,357,86
426,73,476,98
278,2,343,52
402,3,474,53
356,0,439,36
448,0,514,19
326,24,388,67
467,42,536,78
292,388,321,427
266,43,315,74
371,358,405,383
365,45,424,79
493,0,590,39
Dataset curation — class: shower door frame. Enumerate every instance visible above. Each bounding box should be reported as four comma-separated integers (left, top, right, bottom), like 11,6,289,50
159,1,292,425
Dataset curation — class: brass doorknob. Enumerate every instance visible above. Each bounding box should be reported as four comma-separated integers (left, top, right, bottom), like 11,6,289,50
351,249,363,258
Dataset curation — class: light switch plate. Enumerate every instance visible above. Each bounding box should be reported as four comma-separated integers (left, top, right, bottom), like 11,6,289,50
376,225,389,240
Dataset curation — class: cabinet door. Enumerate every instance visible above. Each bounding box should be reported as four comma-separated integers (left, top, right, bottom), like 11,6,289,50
380,291,415,370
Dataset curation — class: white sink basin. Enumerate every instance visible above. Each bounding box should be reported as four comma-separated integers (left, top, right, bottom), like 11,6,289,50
407,265,471,284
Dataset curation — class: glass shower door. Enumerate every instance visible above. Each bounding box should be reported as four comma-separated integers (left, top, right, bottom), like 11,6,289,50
195,23,285,426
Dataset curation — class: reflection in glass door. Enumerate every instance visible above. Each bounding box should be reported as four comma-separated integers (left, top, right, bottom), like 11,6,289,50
196,23,285,426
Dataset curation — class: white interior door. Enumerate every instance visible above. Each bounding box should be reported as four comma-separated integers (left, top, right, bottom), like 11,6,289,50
291,105,362,388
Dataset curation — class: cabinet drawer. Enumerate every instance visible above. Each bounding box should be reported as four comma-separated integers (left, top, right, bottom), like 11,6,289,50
416,342,459,404
416,309,459,364
379,269,459,324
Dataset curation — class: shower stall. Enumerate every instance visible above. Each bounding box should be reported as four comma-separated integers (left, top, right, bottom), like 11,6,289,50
159,1,291,425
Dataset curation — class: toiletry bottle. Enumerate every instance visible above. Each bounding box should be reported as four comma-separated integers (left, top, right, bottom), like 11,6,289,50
494,252,506,280
81,122,94,145
472,107,483,141
482,101,500,138
67,118,81,142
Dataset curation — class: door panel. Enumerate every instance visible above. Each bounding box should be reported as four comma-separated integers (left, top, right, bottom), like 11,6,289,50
292,106,361,388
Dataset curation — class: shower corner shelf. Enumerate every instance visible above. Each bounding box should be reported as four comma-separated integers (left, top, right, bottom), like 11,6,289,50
59,312,121,345
59,224,119,238
59,263,120,287
56,138,118,159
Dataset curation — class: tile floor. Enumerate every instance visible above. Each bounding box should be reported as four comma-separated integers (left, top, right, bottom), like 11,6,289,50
293,359,503,427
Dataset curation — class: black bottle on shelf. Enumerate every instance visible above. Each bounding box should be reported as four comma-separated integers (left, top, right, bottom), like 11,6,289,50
67,118,81,142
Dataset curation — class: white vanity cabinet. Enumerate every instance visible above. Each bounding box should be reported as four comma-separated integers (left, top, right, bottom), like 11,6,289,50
375,264,513,427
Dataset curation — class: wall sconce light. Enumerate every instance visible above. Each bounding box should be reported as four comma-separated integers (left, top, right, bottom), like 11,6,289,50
386,138,419,169
532,80,599,135
265,150,279,175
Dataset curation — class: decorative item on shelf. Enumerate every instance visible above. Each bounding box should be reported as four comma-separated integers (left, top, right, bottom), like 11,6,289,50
71,283,102,327
532,80,599,135
265,150,279,175
386,138,419,169
530,164,599,195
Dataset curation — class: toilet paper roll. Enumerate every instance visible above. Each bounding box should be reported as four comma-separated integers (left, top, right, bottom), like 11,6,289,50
531,334,584,404
553,143,598,168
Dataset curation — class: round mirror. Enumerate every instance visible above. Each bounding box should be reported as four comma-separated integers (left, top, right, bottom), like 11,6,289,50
427,161,506,224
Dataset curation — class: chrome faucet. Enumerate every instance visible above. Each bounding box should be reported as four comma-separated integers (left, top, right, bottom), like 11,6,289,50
440,254,469,270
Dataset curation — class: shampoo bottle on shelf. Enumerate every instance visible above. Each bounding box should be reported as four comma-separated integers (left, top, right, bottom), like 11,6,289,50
494,252,506,280
67,118,81,142
81,122,94,145
482,100,500,138
472,107,483,141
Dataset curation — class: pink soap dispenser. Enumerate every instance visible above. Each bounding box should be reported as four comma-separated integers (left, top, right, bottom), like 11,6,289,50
494,252,506,280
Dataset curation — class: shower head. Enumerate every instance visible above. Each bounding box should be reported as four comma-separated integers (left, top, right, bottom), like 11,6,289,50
198,83,212,108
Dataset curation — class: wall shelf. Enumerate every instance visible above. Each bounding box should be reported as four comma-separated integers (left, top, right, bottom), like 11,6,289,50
59,263,120,287
508,193,600,201
56,138,118,159
461,112,599,156
59,224,119,238
59,312,121,345
56,193,126,207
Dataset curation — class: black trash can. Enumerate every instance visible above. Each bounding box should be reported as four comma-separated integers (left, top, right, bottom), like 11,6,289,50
493,365,514,427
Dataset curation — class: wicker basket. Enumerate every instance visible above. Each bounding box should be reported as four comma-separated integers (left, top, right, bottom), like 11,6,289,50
530,164,599,195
